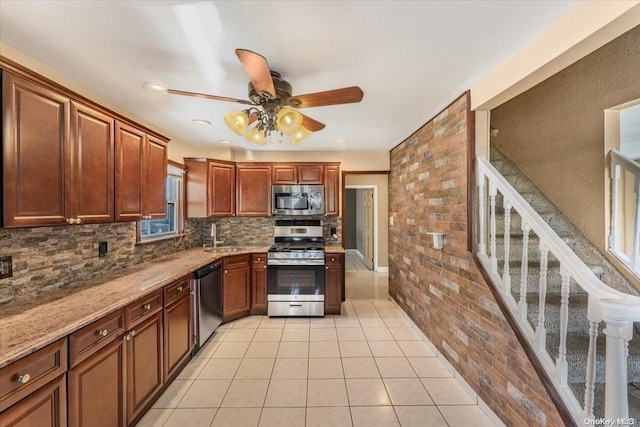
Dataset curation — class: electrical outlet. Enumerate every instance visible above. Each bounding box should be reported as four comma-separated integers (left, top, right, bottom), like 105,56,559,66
98,242,108,258
0,256,13,279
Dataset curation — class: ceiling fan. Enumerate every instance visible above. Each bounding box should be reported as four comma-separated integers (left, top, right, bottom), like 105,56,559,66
167,49,364,145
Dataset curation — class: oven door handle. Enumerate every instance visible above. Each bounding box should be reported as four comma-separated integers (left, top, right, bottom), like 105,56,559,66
267,259,324,266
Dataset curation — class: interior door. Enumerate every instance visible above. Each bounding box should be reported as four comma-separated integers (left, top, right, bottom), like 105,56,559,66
362,189,374,270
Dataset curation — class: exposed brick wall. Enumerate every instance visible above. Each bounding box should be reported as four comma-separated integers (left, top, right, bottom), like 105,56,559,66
389,94,564,426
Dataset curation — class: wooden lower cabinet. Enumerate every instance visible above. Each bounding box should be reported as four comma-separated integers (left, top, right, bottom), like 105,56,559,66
126,311,163,424
223,255,251,321
0,374,66,427
68,337,126,427
325,253,344,315
164,284,193,380
250,253,267,315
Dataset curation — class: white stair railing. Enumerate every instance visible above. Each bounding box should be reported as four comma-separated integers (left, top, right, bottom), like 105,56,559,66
610,149,640,278
476,155,640,425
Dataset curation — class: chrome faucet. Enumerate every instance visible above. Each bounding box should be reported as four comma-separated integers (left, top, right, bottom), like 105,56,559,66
211,223,225,248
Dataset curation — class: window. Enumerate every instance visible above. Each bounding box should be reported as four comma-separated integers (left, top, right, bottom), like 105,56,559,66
138,163,185,242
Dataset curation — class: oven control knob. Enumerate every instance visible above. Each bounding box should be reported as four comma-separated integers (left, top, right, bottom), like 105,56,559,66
294,253,299,258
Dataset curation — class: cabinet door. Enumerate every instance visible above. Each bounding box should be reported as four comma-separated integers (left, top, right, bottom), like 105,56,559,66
272,165,297,184
145,135,168,219
298,164,324,184
236,165,271,216
324,165,340,217
68,337,126,427
208,161,235,217
325,254,343,315
251,254,267,315
223,265,251,320
164,294,192,380
2,72,70,227
0,375,66,427
69,102,114,224
115,121,145,221
126,311,163,424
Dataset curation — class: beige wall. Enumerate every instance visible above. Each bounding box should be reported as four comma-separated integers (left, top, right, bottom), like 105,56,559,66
345,174,389,268
490,25,640,253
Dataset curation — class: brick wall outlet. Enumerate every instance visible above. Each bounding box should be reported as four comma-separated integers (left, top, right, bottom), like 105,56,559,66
98,242,108,258
0,256,12,279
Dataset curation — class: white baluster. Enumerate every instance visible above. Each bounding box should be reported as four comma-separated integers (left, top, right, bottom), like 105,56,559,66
599,299,633,420
518,222,530,322
609,163,620,251
556,265,570,388
535,241,548,352
490,183,498,274
503,200,512,295
632,175,640,271
581,319,598,421
478,172,486,256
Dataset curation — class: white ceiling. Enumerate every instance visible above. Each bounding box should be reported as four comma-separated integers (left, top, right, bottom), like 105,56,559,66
0,0,578,152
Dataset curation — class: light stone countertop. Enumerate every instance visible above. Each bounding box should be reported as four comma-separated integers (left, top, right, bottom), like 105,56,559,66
324,245,346,254
0,246,270,368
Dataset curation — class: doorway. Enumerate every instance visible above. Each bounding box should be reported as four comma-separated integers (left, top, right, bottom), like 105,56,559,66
344,186,376,271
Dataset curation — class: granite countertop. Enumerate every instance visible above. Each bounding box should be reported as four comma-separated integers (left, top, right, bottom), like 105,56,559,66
0,245,270,368
324,245,345,253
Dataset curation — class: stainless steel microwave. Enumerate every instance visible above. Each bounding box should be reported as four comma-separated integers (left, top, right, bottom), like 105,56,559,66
272,185,324,216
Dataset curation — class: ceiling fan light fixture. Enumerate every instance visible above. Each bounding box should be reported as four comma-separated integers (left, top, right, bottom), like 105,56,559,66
276,108,303,135
246,126,267,145
290,126,311,145
224,110,250,136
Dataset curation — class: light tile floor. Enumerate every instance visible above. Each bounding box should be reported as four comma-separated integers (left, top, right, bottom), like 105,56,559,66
345,249,370,272
136,274,496,427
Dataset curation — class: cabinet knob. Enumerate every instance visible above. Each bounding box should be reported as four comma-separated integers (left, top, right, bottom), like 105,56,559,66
130,329,136,337
98,329,108,337
76,218,82,224
17,373,31,384
224,270,228,274
331,257,335,262
66,218,72,224
326,266,329,270
124,333,131,341
143,303,152,311
177,286,183,292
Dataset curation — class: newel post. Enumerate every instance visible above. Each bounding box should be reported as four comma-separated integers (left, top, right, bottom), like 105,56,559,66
599,299,634,420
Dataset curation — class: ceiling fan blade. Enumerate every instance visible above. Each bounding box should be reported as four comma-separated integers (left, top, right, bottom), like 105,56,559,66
235,49,276,99
301,113,325,132
288,86,363,108
167,88,253,105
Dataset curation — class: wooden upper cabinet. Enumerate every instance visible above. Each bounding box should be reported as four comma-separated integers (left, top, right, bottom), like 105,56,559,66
272,165,297,184
69,102,114,224
236,164,272,216
298,164,324,184
145,135,168,219
2,72,70,227
208,161,235,217
115,122,167,221
115,122,145,221
324,165,340,217
184,159,235,217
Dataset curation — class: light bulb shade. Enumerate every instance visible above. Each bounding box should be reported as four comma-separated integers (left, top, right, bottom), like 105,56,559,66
290,126,311,145
277,108,303,134
224,110,249,136
246,126,267,145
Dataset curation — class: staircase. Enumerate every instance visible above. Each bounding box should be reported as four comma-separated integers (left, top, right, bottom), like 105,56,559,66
476,147,640,424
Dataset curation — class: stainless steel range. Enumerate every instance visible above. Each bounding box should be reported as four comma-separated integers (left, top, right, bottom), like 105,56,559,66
267,219,325,316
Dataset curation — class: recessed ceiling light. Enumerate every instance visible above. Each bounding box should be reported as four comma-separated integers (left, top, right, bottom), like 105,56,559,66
336,139,349,145
219,140,233,144
143,82,166,92
192,119,211,126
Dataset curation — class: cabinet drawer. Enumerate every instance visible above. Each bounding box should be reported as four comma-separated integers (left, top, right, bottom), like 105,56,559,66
69,309,125,368
126,289,163,328
164,275,192,307
251,253,267,265
325,254,343,266
224,254,250,269
0,338,67,412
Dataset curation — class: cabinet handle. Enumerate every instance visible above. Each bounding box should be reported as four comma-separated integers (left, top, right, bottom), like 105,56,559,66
326,266,329,270
124,333,131,341
17,373,31,384
224,270,228,274
98,329,108,337
76,218,82,224
130,329,136,337
143,303,152,311
331,257,335,262
66,218,72,224
177,286,183,292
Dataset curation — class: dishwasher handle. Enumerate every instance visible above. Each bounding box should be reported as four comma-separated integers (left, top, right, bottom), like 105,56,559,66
194,261,222,279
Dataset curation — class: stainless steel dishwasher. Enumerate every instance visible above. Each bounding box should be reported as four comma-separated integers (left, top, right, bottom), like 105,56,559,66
192,260,223,355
